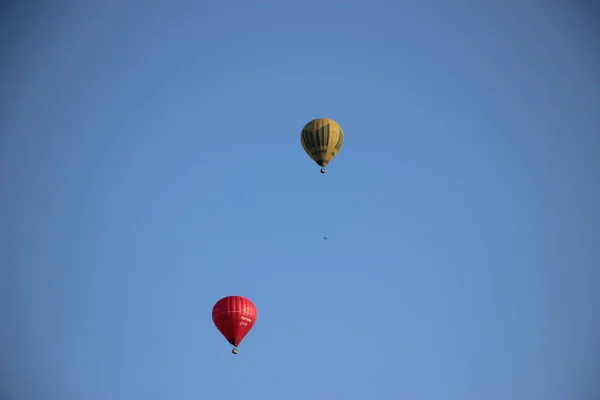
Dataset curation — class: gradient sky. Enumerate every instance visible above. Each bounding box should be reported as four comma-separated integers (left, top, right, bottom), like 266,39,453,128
1,2,599,399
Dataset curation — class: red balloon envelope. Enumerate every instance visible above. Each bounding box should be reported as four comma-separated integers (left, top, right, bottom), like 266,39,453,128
212,296,257,348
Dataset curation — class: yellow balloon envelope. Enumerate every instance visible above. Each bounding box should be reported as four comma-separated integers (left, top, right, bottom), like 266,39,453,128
300,118,344,173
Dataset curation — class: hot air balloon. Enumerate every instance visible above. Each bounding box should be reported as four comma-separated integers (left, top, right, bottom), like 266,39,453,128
300,118,344,174
212,296,257,355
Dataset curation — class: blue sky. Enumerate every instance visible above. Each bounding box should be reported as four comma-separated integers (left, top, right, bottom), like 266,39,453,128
1,2,599,399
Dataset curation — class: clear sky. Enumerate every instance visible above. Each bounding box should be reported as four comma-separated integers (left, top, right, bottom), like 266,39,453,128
1,2,599,399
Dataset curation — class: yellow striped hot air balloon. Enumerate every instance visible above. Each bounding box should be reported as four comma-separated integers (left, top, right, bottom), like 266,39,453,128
300,118,344,174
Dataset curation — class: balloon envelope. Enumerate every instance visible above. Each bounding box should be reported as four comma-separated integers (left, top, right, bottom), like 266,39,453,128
300,118,344,169
212,296,257,347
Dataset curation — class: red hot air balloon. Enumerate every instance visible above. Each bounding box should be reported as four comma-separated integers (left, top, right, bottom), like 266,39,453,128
212,296,257,355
